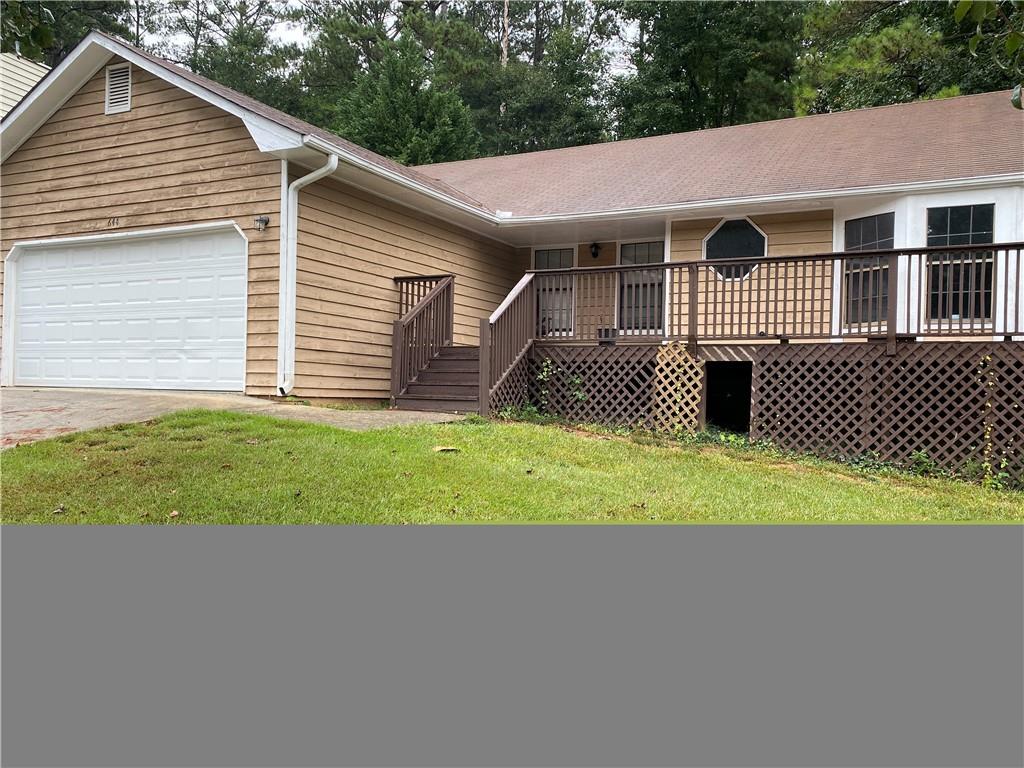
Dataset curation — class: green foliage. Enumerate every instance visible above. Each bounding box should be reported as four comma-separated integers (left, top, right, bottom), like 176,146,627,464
495,403,557,424
6,1,1018,160
0,0,56,59
6,411,1021,522
1,0,129,65
191,1,301,116
612,1,805,137
796,1,1019,114
330,35,480,165
953,0,1024,108
676,426,759,450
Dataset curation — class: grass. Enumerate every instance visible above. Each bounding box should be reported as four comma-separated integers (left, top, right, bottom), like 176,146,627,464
2,410,1021,524
279,395,388,411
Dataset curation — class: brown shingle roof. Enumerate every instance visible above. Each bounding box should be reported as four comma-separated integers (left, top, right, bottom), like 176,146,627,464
415,91,1024,217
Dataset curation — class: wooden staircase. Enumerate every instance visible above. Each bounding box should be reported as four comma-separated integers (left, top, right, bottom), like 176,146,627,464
394,345,480,413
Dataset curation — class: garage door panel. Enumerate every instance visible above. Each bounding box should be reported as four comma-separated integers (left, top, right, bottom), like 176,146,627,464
11,227,247,391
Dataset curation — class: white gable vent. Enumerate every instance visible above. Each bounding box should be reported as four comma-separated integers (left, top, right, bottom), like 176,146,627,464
104,63,132,114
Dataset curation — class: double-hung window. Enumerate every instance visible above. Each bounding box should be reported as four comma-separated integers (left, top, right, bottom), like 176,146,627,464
843,213,894,327
925,204,994,325
534,248,575,336
619,241,665,335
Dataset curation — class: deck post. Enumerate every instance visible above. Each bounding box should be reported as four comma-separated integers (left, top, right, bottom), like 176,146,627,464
478,317,492,418
687,263,699,354
887,253,898,355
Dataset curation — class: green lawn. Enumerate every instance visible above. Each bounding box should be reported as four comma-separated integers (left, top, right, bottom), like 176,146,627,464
2,410,1021,523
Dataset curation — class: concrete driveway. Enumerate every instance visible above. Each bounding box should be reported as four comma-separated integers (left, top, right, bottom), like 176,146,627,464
1,388,463,447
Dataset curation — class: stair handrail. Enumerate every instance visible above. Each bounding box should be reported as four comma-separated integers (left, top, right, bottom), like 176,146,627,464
479,273,536,417
390,275,455,403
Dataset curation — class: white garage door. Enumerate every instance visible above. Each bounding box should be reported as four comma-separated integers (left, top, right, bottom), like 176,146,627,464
10,226,246,391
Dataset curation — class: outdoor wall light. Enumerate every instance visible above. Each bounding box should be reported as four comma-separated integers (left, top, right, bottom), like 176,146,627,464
254,215,271,232
590,242,601,259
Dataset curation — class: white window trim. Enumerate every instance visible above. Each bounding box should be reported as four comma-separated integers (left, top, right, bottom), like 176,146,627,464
919,202,999,335
531,244,578,337
838,211,897,336
1,221,248,388
702,217,768,283
531,243,578,270
616,238,667,337
104,62,131,114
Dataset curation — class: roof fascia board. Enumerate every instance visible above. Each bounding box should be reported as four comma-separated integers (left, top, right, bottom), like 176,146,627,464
303,135,500,225
0,32,304,161
494,173,1024,227
86,35,304,152
288,149,518,247
0,35,109,162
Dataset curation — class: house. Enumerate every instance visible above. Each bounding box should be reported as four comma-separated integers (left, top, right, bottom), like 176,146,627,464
2,32,1022,480
0,51,49,117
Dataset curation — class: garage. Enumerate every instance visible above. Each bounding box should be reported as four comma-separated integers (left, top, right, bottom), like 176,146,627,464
4,224,247,391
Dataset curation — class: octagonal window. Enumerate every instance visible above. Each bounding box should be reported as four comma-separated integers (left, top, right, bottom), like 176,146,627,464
705,219,765,278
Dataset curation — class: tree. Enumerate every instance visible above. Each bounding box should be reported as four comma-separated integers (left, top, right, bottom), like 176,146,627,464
123,0,163,47
439,0,617,155
490,22,612,154
160,0,301,116
952,0,1024,108
162,0,214,70
1,0,55,59
612,1,805,138
330,35,480,164
0,0,130,65
796,1,1018,114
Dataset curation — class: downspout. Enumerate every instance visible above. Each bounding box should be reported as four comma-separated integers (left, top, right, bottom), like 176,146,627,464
277,150,339,395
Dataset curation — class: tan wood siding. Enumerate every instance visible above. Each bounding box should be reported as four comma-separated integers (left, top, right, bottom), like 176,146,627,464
667,211,835,337
575,241,616,332
0,60,282,394
294,176,526,399
0,52,49,117
670,211,833,262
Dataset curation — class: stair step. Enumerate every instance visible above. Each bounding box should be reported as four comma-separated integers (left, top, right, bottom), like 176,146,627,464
426,358,480,373
437,346,480,359
418,370,480,385
395,394,479,414
405,382,479,397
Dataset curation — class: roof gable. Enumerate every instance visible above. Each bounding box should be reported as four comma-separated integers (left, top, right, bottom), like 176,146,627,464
0,32,495,222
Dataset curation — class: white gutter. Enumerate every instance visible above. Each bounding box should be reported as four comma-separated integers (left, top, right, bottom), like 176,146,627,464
298,140,1024,229
493,173,1024,226
277,150,339,395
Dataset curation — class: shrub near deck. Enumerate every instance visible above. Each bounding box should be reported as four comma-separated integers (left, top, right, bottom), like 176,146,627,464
2,411,1020,524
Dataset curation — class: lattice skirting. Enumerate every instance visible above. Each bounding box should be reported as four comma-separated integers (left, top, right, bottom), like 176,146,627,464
750,341,1024,484
492,341,1024,484
518,344,704,432
488,352,532,414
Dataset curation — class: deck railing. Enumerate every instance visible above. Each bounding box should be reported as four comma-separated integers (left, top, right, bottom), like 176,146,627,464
394,274,452,316
479,273,535,415
479,242,1023,413
527,242,1024,347
390,274,454,401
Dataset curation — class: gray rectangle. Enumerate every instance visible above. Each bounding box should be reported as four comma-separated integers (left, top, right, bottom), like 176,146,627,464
3,526,1022,767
